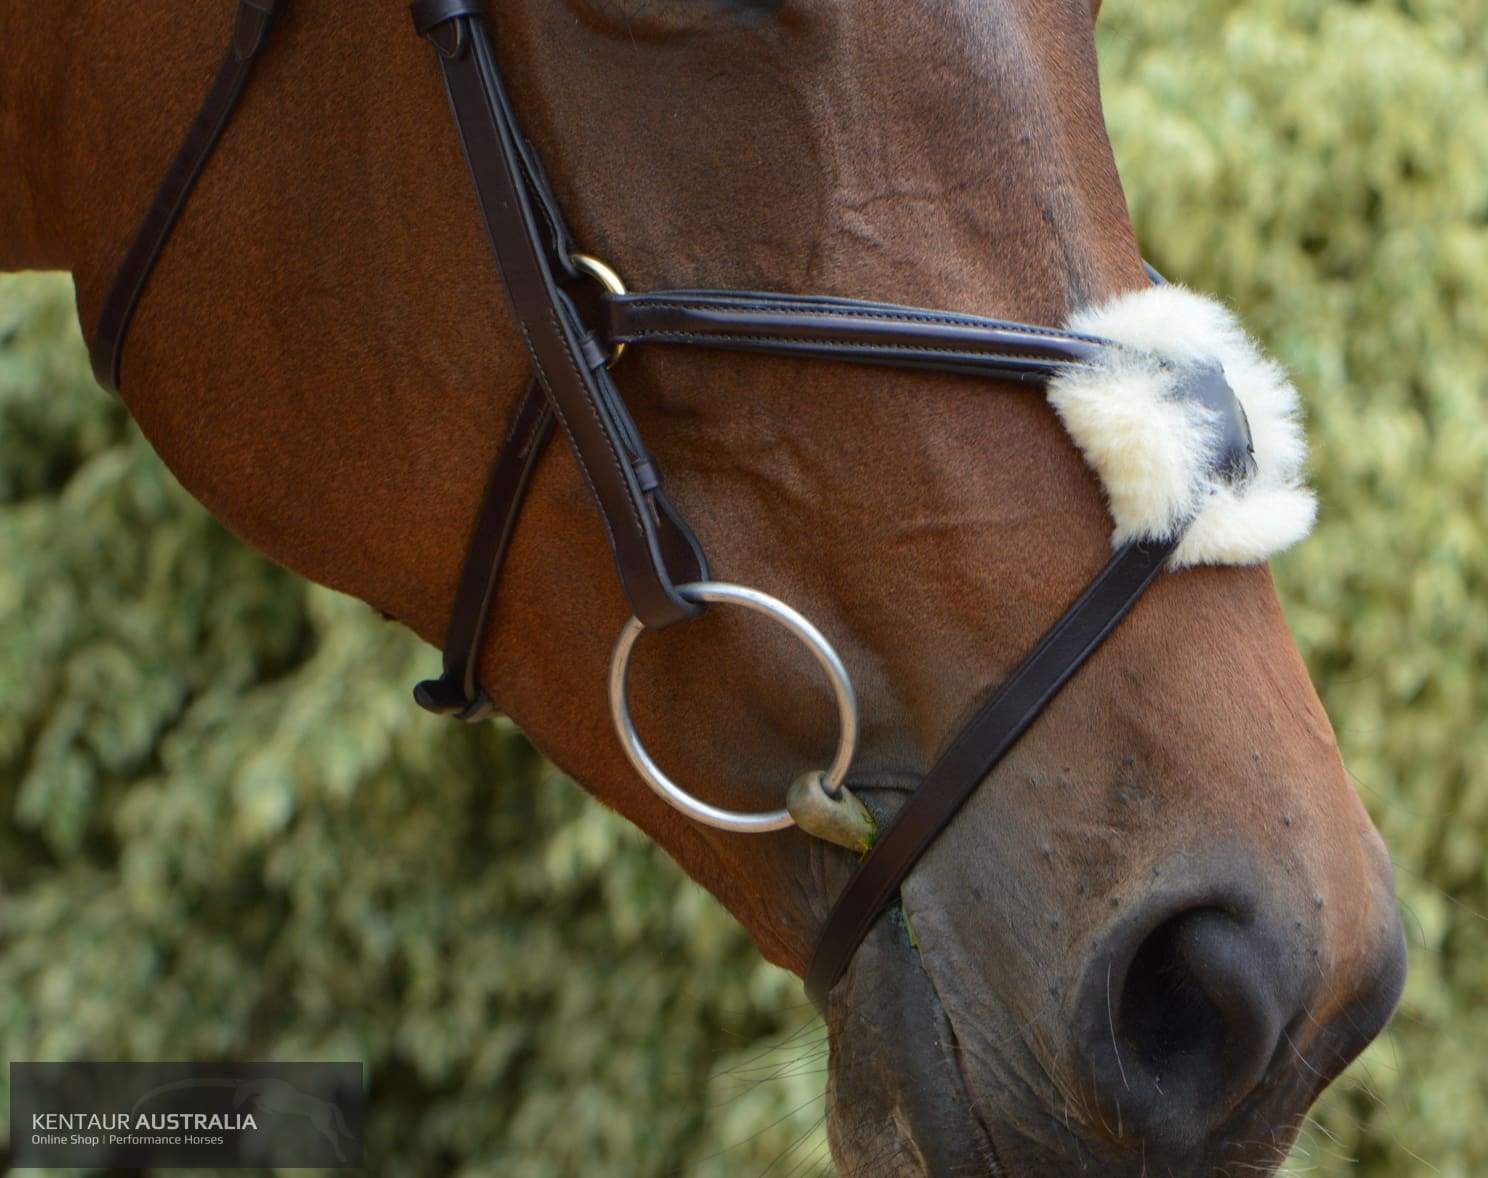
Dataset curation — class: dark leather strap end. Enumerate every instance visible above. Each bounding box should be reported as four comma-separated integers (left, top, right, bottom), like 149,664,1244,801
417,7,706,631
413,672,495,722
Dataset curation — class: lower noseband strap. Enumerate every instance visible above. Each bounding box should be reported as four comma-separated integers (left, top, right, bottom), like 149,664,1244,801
803,533,1177,1007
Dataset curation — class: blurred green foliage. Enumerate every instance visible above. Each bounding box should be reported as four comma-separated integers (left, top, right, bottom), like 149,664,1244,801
2,0,1485,1173
1103,1,1488,1173
0,277,824,1175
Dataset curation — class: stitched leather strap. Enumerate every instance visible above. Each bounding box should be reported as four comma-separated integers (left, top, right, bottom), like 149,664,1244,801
413,2,707,631
89,0,286,393
606,290,1107,381
804,534,1178,1005
414,378,556,720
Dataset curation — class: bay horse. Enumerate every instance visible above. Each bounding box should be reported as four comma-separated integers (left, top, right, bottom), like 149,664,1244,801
1,0,1405,1172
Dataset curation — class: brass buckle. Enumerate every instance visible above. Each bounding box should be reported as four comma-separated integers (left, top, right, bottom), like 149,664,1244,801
570,252,627,367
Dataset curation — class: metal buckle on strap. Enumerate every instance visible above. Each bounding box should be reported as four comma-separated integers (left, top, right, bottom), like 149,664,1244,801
570,253,628,367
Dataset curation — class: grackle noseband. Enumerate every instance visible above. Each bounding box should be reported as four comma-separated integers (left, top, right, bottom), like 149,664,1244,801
87,0,1255,1007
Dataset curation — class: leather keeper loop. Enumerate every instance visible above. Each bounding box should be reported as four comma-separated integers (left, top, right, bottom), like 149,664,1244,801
233,1,279,62
410,0,484,36
632,459,661,494
579,333,609,371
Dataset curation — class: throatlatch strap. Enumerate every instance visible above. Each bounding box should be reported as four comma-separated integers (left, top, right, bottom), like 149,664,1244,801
413,379,555,720
804,535,1178,1006
90,0,287,393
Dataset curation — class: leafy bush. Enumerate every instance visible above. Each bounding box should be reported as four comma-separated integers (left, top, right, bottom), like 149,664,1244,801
1103,2,1488,1173
0,273,823,1175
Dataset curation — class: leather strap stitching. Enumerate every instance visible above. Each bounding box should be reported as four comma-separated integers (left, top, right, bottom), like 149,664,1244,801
624,298,1102,345
610,330,1096,370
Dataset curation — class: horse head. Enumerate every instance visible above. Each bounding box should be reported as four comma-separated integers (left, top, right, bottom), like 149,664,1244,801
2,0,1405,1172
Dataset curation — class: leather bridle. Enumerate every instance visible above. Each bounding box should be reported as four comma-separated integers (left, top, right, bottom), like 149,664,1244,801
87,0,1254,1008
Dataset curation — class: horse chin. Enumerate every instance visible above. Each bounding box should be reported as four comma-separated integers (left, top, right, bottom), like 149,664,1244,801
824,915,1003,1176
824,901,1400,1178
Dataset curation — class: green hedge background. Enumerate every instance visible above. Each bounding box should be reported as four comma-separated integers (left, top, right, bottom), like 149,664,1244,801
2,0,1485,1173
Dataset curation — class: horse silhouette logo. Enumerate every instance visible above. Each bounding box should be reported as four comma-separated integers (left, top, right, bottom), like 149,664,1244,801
131,1077,358,1163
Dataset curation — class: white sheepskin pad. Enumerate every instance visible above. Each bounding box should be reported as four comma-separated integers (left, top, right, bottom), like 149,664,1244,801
1047,284,1315,568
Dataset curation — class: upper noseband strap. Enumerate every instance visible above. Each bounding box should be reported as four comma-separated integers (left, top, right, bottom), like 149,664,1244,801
89,0,287,393
606,290,1108,382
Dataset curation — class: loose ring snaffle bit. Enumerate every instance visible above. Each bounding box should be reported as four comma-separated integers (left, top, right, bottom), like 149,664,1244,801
607,582,860,833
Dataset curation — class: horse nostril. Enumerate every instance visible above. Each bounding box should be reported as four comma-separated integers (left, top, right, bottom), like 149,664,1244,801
1074,889,1308,1151
1116,908,1285,1120
1072,857,1404,1160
